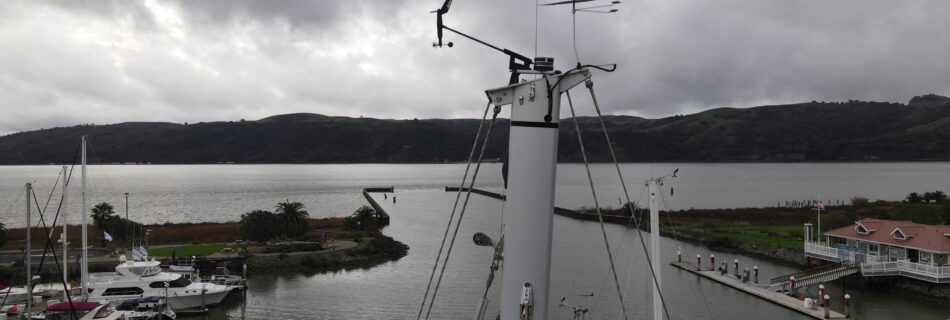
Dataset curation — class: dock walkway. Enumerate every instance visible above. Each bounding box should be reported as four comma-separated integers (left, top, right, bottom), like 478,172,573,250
671,261,848,319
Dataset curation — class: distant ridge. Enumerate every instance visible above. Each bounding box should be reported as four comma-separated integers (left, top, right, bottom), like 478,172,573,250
2,95,950,164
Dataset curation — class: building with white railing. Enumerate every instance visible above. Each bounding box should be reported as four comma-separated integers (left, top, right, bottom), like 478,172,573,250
803,218,950,283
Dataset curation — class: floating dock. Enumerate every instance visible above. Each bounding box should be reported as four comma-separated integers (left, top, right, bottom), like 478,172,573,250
671,261,848,320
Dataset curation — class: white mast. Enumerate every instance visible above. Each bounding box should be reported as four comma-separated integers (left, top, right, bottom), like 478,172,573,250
62,165,69,295
649,179,663,320
81,135,88,301
26,182,33,318
486,68,590,320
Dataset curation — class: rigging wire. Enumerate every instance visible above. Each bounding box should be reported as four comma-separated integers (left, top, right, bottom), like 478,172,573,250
658,184,715,320
424,103,502,320
583,80,672,320
565,91,628,320
416,101,494,320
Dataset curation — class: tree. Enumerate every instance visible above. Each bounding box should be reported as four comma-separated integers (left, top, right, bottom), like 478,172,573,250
91,202,116,244
240,210,277,242
933,190,947,203
906,192,923,204
275,201,310,238
345,206,379,231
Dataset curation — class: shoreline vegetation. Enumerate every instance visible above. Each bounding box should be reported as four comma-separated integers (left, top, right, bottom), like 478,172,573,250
0,203,408,286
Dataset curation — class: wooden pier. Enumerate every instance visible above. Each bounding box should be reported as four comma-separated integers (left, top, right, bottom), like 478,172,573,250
671,261,849,319
362,187,392,226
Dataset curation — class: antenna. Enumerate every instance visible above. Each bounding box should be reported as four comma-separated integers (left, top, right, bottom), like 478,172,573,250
431,0,535,84
541,0,621,66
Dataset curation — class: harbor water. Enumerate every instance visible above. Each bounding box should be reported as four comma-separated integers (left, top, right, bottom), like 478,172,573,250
2,163,949,319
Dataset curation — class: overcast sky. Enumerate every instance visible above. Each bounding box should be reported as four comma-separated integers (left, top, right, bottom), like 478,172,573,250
1,0,949,135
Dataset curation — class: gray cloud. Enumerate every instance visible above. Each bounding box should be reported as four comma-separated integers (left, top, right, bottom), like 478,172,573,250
1,0,949,135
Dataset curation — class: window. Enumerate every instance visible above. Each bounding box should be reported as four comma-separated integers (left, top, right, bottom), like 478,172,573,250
893,228,907,240
168,276,192,288
856,225,869,234
869,243,879,253
93,306,113,319
102,287,144,296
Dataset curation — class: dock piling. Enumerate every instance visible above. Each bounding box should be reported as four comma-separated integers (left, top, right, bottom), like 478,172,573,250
823,295,830,319
843,294,851,319
818,284,825,305
789,276,797,293
734,259,739,277
677,247,682,263
753,265,759,283
696,254,701,271
710,254,715,270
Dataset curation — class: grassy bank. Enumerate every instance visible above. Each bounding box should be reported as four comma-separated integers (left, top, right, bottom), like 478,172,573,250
582,199,950,266
1,218,346,252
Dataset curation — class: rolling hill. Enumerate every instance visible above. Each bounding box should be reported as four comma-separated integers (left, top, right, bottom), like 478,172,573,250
2,95,949,164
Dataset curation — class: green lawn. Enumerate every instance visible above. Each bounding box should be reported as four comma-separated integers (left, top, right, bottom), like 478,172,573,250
710,226,803,250
147,243,244,257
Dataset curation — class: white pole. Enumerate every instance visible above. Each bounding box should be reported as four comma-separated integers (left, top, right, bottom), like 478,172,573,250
62,165,69,297
487,69,590,320
81,135,89,301
649,180,663,320
26,182,33,319
817,193,821,245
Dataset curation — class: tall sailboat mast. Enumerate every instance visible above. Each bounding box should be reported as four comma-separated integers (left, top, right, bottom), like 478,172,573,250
487,69,590,320
648,179,663,320
62,165,69,297
81,135,88,301
25,182,33,317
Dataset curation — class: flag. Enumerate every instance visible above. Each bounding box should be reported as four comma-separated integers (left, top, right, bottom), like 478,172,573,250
813,202,825,210
103,231,113,242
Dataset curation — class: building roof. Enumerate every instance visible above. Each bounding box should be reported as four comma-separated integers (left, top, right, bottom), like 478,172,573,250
825,218,950,253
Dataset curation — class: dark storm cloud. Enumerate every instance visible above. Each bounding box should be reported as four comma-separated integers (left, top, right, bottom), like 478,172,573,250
1,0,949,134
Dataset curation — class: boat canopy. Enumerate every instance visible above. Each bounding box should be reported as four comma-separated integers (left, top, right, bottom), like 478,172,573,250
116,296,162,311
45,301,103,312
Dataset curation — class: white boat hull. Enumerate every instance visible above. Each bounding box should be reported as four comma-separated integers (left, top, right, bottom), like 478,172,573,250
164,288,230,310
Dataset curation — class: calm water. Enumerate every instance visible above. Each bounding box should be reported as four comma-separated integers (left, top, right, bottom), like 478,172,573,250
2,163,950,319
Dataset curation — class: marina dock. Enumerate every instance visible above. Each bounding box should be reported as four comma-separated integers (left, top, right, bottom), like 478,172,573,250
671,261,849,319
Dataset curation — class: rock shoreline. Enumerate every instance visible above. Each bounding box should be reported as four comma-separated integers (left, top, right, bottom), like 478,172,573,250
245,234,409,273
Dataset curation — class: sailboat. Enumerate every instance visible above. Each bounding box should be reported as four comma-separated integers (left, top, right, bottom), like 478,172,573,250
67,136,230,311
416,1,669,319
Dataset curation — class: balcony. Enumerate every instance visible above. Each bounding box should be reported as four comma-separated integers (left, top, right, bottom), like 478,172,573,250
804,242,885,264
807,242,950,283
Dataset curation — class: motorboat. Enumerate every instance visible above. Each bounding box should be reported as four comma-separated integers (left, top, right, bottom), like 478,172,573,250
87,257,230,311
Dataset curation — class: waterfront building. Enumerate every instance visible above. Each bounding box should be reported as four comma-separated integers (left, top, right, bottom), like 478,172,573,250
804,218,950,283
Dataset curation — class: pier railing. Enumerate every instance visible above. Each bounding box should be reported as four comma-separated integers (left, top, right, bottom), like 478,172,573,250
897,260,950,282
860,261,898,276
804,242,886,265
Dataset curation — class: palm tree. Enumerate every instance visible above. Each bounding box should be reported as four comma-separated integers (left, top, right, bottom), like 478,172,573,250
275,201,310,238
906,192,923,204
91,202,116,244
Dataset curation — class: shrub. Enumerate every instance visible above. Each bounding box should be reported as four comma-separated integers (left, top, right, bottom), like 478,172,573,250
240,210,278,242
893,205,941,225
851,197,869,207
